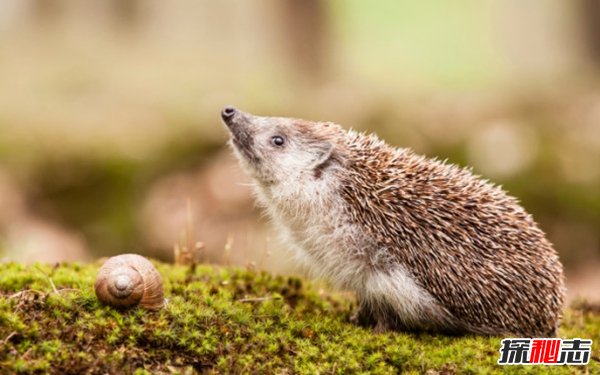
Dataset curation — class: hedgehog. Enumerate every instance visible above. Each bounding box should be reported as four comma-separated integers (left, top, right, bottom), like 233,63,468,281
220,106,565,337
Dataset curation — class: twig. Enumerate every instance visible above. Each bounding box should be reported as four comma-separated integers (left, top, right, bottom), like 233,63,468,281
9,289,45,299
257,236,272,271
223,234,234,266
2,332,17,346
57,288,82,295
237,296,275,303
9,287,80,299
20,348,32,360
34,266,58,295
174,198,206,266
186,198,193,252
287,348,298,355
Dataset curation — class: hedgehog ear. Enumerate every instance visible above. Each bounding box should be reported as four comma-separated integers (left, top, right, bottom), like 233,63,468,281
311,142,334,178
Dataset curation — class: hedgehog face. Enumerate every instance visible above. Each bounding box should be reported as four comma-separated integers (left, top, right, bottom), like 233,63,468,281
221,106,338,189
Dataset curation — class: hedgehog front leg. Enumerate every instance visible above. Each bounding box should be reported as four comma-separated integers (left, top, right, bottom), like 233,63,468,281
350,300,396,333
373,318,393,334
349,301,377,327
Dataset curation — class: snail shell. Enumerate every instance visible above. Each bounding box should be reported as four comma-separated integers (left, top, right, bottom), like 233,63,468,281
94,254,165,310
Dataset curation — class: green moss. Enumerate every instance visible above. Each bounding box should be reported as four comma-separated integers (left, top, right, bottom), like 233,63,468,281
0,261,598,374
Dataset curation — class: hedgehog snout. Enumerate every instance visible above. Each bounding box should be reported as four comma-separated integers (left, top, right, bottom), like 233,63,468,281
221,105,237,124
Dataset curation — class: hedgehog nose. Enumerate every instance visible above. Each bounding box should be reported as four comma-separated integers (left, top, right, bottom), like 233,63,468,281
221,106,237,124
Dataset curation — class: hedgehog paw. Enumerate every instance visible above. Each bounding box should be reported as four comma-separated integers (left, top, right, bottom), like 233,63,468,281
373,319,392,334
349,306,376,327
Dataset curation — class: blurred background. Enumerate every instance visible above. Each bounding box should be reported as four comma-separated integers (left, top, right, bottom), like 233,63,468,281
0,0,598,302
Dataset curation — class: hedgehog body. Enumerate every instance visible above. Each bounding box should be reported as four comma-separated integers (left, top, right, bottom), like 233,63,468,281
221,107,566,336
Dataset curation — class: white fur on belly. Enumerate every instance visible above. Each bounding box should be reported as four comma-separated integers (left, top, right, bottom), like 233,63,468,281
254,176,451,330
362,266,445,327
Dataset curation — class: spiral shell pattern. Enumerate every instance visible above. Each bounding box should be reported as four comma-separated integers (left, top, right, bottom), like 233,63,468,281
94,254,165,310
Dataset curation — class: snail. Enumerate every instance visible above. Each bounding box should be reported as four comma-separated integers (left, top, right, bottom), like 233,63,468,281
94,254,165,310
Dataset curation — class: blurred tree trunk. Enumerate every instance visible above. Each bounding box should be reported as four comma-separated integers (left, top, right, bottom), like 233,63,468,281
580,0,600,65
278,0,329,83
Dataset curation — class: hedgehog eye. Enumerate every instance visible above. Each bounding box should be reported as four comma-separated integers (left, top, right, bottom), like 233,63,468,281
271,135,285,147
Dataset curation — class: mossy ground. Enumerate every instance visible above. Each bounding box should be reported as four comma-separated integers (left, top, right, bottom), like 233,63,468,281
0,261,598,374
